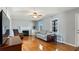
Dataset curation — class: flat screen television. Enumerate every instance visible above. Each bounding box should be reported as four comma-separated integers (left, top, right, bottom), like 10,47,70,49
0,10,10,46
0,10,2,46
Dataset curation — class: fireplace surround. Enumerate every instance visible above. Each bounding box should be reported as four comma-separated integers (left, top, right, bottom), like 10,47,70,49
22,30,29,36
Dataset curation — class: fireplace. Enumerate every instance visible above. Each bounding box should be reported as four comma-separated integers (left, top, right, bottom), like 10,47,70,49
22,30,29,36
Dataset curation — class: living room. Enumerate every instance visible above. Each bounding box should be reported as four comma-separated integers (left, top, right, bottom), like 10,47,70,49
1,7,79,51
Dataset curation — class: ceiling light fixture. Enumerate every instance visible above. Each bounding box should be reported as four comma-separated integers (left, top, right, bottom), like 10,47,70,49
32,11,42,19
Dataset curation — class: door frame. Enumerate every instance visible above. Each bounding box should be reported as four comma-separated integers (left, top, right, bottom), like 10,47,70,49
75,13,79,47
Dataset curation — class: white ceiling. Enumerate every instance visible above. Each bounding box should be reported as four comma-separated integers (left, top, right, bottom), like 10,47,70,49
7,7,78,20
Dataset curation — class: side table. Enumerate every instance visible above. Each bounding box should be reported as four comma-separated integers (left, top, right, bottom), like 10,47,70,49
47,35,57,42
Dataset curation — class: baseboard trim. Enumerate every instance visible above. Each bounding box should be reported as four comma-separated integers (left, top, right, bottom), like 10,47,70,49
62,41,77,47
57,40,62,43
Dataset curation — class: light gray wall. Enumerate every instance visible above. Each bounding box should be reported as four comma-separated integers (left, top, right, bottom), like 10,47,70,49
56,8,79,46
11,18,33,35
40,8,79,46
40,15,53,32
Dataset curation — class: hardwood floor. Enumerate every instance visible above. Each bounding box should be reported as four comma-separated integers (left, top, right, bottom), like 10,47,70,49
0,44,21,51
22,36,77,51
0,36,77,51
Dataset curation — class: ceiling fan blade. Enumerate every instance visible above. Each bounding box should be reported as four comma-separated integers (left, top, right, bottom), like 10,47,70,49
39,14,42,16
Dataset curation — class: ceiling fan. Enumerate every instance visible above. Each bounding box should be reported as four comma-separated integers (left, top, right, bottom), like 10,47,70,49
31,11,42,19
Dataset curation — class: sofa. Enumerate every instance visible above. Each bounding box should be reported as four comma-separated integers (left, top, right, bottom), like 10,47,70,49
35,30,54,41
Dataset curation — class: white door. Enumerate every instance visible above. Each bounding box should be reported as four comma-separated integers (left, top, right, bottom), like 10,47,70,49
75,14,79,47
